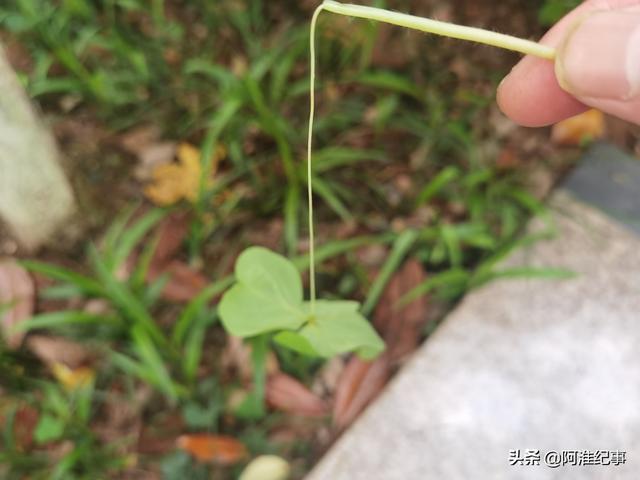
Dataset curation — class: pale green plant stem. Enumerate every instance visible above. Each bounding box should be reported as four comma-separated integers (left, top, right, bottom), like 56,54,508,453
321,1,557,59
308,5,324,311
307,1,556,309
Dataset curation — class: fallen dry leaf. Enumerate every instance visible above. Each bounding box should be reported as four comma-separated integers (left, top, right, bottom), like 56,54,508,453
26,335,92,369
138,413,185,455
51,363,95,391
266,373,328,417
332,356,391,430
119,125,162,155
94,384,151,451
239,455,290,480
157,260,208,302
151,211,190,267
0,258,34,349
144,142,224,206
332,260,428,429
176,434,247,464
495,146,521,170
11,404,39,451
142,211,192,302
551,109,605,146
374,259,428,363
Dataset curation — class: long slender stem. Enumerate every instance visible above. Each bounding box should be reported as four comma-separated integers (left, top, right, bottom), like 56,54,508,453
306,1,555,310
307,5,324,311
321,1,556,60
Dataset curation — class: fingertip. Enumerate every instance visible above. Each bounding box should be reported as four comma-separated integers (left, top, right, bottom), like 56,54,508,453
497,57,588,127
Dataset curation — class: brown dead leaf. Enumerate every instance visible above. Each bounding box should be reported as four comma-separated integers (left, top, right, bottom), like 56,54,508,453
155,260,208,302
144,142,224,206
119,125,162,155
373,259,428,363
332,356,391,430
94,384,151,451
551,109,605,146
26,335,92,369
266,373,328,417
11,404,39,451
138,413,185,455
0,259,34,349
151,211,190,267
495,146,521,170
176,434,247,464
332,260,428,429
3,38,34,72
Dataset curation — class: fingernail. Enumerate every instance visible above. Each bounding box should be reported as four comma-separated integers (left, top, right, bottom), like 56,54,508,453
556,11,640,100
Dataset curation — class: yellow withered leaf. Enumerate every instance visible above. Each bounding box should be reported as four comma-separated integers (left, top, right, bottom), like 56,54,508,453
551,109,605,146
144,142,225,206
51,363,95,391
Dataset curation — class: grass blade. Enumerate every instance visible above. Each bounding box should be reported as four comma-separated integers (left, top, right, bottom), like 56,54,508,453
361,229,419,316
88,245,166,347
12,311,119,333
172,283,220,346
311,176,353,221
182,310,217,382
400,268,470,305
109,209,165,272
130,325,181,402
416,166,460,205
21,260,105,297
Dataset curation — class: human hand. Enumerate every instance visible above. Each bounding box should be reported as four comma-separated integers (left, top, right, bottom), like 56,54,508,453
498,0,640,126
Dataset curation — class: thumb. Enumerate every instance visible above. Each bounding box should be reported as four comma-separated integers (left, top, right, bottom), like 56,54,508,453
556,9,640,124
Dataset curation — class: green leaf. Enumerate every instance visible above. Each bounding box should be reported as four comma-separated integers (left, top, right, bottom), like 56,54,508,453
273,331,318,357
34,414,65,444
219,247,305,337
298,301,384,360
220,248,385,360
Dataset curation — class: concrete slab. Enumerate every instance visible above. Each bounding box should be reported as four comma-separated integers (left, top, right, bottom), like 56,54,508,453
307,191,640,480
563,143,640,234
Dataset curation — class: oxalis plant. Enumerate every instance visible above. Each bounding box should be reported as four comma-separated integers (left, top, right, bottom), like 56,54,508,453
219,0,557,414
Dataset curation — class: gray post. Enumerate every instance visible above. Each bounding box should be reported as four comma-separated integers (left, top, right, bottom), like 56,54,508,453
0,45,77,251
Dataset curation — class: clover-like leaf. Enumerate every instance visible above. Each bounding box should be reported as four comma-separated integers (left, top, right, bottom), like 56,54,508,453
297,301,385,360
219,247,305,337
220,247,385,361
273,331,318,357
